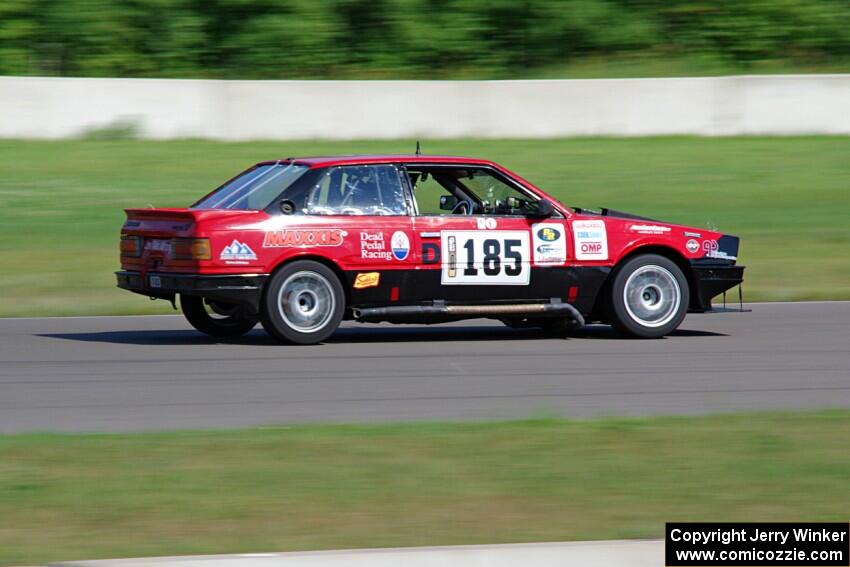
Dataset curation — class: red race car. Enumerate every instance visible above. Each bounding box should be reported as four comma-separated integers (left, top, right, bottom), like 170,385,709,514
117,154,744,344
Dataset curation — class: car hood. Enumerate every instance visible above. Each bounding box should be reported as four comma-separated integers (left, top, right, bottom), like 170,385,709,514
571,207,661,222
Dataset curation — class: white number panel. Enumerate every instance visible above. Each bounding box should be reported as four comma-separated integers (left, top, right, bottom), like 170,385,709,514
440,230,530,285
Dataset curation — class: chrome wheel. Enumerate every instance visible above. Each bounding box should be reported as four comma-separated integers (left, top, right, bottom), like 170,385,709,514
277,271,336,333
623,264,681,328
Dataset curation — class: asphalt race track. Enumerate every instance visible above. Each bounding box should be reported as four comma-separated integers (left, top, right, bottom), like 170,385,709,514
1,302,848,433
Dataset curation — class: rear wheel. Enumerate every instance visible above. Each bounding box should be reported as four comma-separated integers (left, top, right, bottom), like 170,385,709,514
180,295,257,338
260,260,345,345
606,254,689,338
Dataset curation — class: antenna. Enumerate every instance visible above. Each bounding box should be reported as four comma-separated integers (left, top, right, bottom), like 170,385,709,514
415,140,421,156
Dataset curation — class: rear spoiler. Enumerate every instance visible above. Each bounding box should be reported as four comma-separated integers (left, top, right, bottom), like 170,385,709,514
124,208,259,223
124,208,199,222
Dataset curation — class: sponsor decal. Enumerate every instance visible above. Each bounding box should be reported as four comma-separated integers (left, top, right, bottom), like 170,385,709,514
219,239,257,261
572,220,608,260
360,231,392,261
475,217,498,230
701,239,737,260
391,231,410,261
708,250,737,260
683,231,702,238
353,272,380,289
446,235,458,278
686,239,700,253
702,239,719,255
263,228,346,247
629,224,671,234
532,222,567,265
537,227,561,242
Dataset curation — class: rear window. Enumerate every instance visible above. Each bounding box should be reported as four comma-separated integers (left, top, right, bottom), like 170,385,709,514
193,163,308,210
305,165,409,216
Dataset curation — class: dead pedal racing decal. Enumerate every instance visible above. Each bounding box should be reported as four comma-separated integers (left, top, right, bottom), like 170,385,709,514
263,228,346,247
572,220,608,260
353,272,380,289
219,239,257,262
360,231,390,260
532,223,567,266
441,230,530,285
359,231,411,261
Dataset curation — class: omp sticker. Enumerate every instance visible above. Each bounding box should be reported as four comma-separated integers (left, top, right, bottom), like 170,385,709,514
391,231,410,261
220,240,257,261
532,223,567,266
441,230,530,285
573,220,608,260
686,239,700,253
353,272,380,289
629,224,671,234
263,229,346,247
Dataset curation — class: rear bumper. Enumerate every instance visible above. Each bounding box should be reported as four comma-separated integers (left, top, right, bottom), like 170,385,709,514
116,271,268,313
689,262,745,312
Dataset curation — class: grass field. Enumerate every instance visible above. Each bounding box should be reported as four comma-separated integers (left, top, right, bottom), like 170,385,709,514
0,137,848,316
2,411,850,565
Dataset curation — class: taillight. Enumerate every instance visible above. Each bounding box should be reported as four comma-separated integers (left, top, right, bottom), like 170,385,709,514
171,238,211,260
120,235,142,257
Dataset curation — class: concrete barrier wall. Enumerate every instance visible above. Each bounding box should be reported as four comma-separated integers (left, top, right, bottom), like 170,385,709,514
2,74,849,140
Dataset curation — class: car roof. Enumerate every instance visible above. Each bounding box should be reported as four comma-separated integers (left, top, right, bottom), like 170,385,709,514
258,155,499,168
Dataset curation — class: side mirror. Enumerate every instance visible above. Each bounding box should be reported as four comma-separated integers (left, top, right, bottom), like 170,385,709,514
439,195,458,211
535,198,555,218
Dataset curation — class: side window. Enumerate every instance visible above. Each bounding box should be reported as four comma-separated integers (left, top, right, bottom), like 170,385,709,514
411,171,456,215
305,165,409,216
460,169,541,217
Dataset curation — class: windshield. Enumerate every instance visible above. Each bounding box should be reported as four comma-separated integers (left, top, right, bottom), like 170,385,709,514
192,163,308,210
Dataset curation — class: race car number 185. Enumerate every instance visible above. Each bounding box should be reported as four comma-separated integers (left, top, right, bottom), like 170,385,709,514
441,230,530,285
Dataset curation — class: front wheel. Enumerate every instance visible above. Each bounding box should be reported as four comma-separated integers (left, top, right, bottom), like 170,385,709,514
260,261,345,345
181,295,258,338
605,254,689,338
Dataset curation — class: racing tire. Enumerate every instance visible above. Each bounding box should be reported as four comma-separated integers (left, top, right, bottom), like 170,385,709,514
260,260,345,345
180,295,258,338
605,254,689,339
